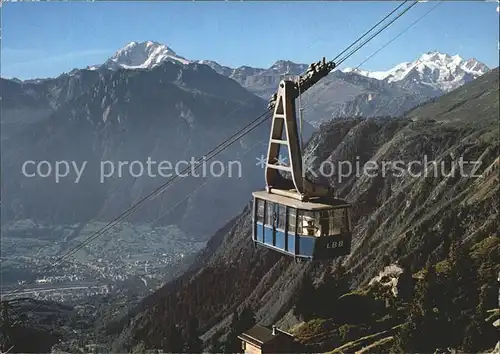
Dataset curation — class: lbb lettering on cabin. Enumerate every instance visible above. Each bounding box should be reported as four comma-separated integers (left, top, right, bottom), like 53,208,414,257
326,240,344,249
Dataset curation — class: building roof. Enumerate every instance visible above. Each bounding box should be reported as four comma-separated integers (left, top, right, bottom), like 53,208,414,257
238,324,294,348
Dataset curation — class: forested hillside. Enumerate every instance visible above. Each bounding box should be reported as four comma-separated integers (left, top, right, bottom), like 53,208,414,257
103,68,498,353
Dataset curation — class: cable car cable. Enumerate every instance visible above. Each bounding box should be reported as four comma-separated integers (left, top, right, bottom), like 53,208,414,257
331,0,410,63
301,0,417,111
301,0,433,112
335,1,419,66
41,111,274,266
150,128,273,227
354,0,443,71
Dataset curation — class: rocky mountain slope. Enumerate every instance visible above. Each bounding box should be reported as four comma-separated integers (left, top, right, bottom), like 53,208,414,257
199,59,309,99
108,67,499,353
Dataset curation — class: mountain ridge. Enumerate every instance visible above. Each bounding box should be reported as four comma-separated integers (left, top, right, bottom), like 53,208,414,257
5,41,490,128
343,51,489,92
85,41,489,99
1,59,271,240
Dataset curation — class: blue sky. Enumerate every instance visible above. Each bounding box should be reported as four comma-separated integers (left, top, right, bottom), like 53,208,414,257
2,1,499,79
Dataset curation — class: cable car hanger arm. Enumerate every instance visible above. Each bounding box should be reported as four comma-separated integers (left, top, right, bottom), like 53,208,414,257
264,58,336,202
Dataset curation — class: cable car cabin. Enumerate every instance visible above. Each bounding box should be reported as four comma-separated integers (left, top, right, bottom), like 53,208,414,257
252,191,352,260
253,60,352,260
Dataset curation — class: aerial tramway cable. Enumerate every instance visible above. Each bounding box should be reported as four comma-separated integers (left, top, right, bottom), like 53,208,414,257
40,111,274,267
335,1,420,66
0,110,272,300
1,0,422,302
301,0,427,112
335,1,419,66
354,0,443,71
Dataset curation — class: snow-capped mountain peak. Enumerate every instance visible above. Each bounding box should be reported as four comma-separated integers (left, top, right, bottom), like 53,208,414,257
343,51,489,92
100,41,190,70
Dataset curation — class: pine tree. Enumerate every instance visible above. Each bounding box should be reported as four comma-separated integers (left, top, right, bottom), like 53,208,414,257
317,265,336,318
396,263,414,304
132,342,147,354
317,263,351,319
224,310,242,353
208,334,223,354
417,258,442,350
381,254,391,268
396,262,415,303
230,309,239,330
238,306,256,333
444,240,479,348
461,317,483,353
0,302,12,353
333,263,351,295
224,306,256,353
461,285,496,352
392,258,440,353
391,311,422,354
164,324,184,353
